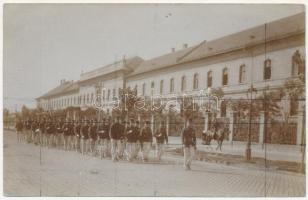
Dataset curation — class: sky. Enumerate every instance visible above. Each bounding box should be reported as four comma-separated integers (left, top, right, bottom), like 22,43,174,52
3,3,305,112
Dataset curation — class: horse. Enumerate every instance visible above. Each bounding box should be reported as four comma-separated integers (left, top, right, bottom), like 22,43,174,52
202,128,226,151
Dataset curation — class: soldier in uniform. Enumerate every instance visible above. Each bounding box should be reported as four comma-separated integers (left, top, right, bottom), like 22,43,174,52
81,120,90,155
62,118,70,151
25,118,32,143
140,120,153,162
31,119,39,145
118,120,126,160
73,120,81,152
134,121,142,160
69,120,75,150
55,119,62,148
45,118,52,147
181,118,197,170
15,118,23,143
97,118,109,159
89,120,98,156
125,119,137,161
39,118,46,146
154,121,168,161
109,117,122,162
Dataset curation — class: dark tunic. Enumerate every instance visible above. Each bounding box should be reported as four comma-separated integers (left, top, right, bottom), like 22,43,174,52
141,127,153,143
155,126,168,144
181,126,196,147
89,124,97,140
81,124,89,139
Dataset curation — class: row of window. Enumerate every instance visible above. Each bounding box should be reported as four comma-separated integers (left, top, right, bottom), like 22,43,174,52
138,63,252,96
138,50,304,96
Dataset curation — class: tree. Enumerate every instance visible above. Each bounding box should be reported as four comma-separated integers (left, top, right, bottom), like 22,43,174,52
21,105,30,119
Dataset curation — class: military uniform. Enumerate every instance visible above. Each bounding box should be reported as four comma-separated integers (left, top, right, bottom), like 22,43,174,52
31,120,39,145
125,120,138,161
62,120,70,150
181,121,196,170
81,121,90,155
89,121,98,156
154,123,168,161
97,119,110,159
45,120,55,148
15,120,23,143
140,122,153,162
25,119,32,143
73,121,81,152
39,119,46,146
109,119,124,162
55,120,64,148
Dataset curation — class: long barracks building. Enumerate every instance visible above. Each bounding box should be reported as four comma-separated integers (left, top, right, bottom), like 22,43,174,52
37,13,305,145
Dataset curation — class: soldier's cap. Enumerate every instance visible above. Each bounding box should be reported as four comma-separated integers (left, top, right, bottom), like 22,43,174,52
145,120,150,124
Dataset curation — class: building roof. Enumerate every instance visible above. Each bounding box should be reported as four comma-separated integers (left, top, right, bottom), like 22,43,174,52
181,12,305,63
37,81,79,100
129,12,305,77
79,56,143,82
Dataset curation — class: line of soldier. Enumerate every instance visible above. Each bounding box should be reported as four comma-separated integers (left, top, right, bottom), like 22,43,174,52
15,116,170,163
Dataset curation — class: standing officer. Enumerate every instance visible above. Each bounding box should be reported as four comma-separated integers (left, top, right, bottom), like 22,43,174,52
73,120,81,152
31,119,39,145
89,120,98,156
181,118,197,170
62,119,70,151
39,118,46,146
25,118,32,143
15,118,23,143
109,117,122,162
140,120,153,162
125,119,137,162
154,121,168,161
97,118,110,159
81,120,90,155
46,118,55,148
134,121,142,160
118,120,126,160
55,119,63,149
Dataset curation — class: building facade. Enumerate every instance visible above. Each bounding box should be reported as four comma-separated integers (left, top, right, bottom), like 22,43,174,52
37,13,305,145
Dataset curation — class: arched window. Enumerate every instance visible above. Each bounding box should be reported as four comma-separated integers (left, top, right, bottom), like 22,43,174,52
239,64,246,83
292,50,304,76
112,89,116,99
107,90,110,101
151,81,155,95
181,76,186,92
264,59,271,80
207,71,213,88
102,90,105,101
220,100,227,117
193,73,199,90
134,85,138,95
142,83,146,96
222,68,228,86
160,80,164,94
170,78,174,93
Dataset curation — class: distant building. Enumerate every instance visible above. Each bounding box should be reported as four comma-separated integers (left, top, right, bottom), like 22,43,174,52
36,13,305,145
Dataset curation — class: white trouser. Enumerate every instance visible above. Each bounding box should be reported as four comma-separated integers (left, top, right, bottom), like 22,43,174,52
156,143,165,160
111,139,121,161
142,142,151,161
184,146,195,167
126,142,136,161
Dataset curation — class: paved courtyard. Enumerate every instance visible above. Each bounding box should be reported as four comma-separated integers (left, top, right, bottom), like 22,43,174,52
4,130,305,197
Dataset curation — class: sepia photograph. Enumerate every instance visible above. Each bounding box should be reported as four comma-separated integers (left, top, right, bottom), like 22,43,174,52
3,3,306,197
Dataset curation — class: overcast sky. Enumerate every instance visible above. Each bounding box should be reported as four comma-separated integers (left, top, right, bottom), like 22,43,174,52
3,3,304,111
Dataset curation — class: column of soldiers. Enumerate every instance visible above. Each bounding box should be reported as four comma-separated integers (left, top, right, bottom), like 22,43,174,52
14,115,192,165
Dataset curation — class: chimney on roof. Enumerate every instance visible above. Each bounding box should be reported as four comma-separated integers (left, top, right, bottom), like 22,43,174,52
183,43,188,49
171,47,175,53
60,79,66,85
